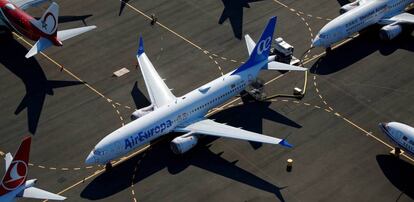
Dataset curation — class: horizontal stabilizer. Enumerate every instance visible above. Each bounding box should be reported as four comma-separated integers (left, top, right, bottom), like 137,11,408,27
57,26,97,42
244,34,255,55
4,153,12,171
19,187,66,200
232,17,277,75
266,61,307,71
25,37,53,58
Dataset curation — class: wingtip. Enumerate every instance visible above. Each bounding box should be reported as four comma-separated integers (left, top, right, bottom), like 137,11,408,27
270,16,277,24
137,35,144,56
279,139,293,148
25,52,33,59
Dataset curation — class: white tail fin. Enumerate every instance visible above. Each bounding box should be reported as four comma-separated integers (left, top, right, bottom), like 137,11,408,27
0,137,31,195
32,2,59,36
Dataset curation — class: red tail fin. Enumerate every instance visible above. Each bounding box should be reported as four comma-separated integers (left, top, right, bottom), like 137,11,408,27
0,137,31,195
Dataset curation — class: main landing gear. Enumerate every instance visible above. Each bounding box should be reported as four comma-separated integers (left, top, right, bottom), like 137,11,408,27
105,162,113,171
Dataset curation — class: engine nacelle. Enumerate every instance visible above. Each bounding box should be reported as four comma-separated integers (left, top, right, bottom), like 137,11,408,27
170,134,198,154
379,24,402,40
340,1,359,14
131,105,154,120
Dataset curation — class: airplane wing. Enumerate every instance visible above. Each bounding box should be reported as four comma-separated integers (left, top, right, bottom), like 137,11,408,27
175,119,292,148
4,153,12,171
244,34,307,71
18,187,66,200
136,36,176,108
10,0,49,10
385,13,414,24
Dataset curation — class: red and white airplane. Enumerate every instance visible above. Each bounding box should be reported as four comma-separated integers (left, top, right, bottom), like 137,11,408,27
0,137,66,201
0,0,96,58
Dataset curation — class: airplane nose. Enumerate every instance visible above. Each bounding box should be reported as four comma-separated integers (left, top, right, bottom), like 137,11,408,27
378,122,389,133
85,152,97,165
312,37,321,47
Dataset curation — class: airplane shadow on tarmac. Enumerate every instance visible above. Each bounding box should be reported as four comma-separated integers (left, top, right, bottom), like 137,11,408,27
219,0,263,40
131,81,151,110
119,0,132,16
376,154,414,200
81,135,287,201
310,26,414,75
34,15,93,26
336,0,351,6
0,30,84,134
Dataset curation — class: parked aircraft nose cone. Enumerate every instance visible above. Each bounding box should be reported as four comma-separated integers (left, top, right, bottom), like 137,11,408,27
312,36,321,47
378,122,389,134
85,152,96,165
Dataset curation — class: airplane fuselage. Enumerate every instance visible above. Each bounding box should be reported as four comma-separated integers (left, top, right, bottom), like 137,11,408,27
379,122,414,155
313,0,413,47
86,61,266,164
0,0,61,45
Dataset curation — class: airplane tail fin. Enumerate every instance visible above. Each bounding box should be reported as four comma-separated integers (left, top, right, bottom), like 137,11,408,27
33,2,59,36
0,137,31,194
26,2,96,58
231,16,277,75
244,34,307,72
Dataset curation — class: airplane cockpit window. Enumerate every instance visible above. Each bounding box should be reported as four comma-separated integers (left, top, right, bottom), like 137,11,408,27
5,3,16,10
319,34,328,39
93,149,105,155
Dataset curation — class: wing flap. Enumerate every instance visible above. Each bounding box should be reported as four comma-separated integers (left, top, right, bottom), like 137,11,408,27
136,37,176,107
18,187,66,200
175,119,292,148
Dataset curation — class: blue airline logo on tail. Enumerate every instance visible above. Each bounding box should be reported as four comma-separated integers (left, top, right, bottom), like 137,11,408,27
231,16,277,75
257,36,271,55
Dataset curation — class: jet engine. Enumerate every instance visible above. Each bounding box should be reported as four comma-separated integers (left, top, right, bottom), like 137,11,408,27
131,105,154,120
379,24,402,40
170,134,198,154
339,1,359,14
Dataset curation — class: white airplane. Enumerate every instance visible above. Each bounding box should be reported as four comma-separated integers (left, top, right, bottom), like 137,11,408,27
0,0,96,58
379,122,414,155
0,136,66,201
312,0,414,49
85,16,307,168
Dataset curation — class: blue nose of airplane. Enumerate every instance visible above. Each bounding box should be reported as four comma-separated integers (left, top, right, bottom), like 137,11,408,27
85,151,97,165
312,36,322,47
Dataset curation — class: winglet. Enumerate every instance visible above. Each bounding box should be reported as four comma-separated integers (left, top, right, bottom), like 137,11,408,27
137,35,144,56
279,139,293,148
